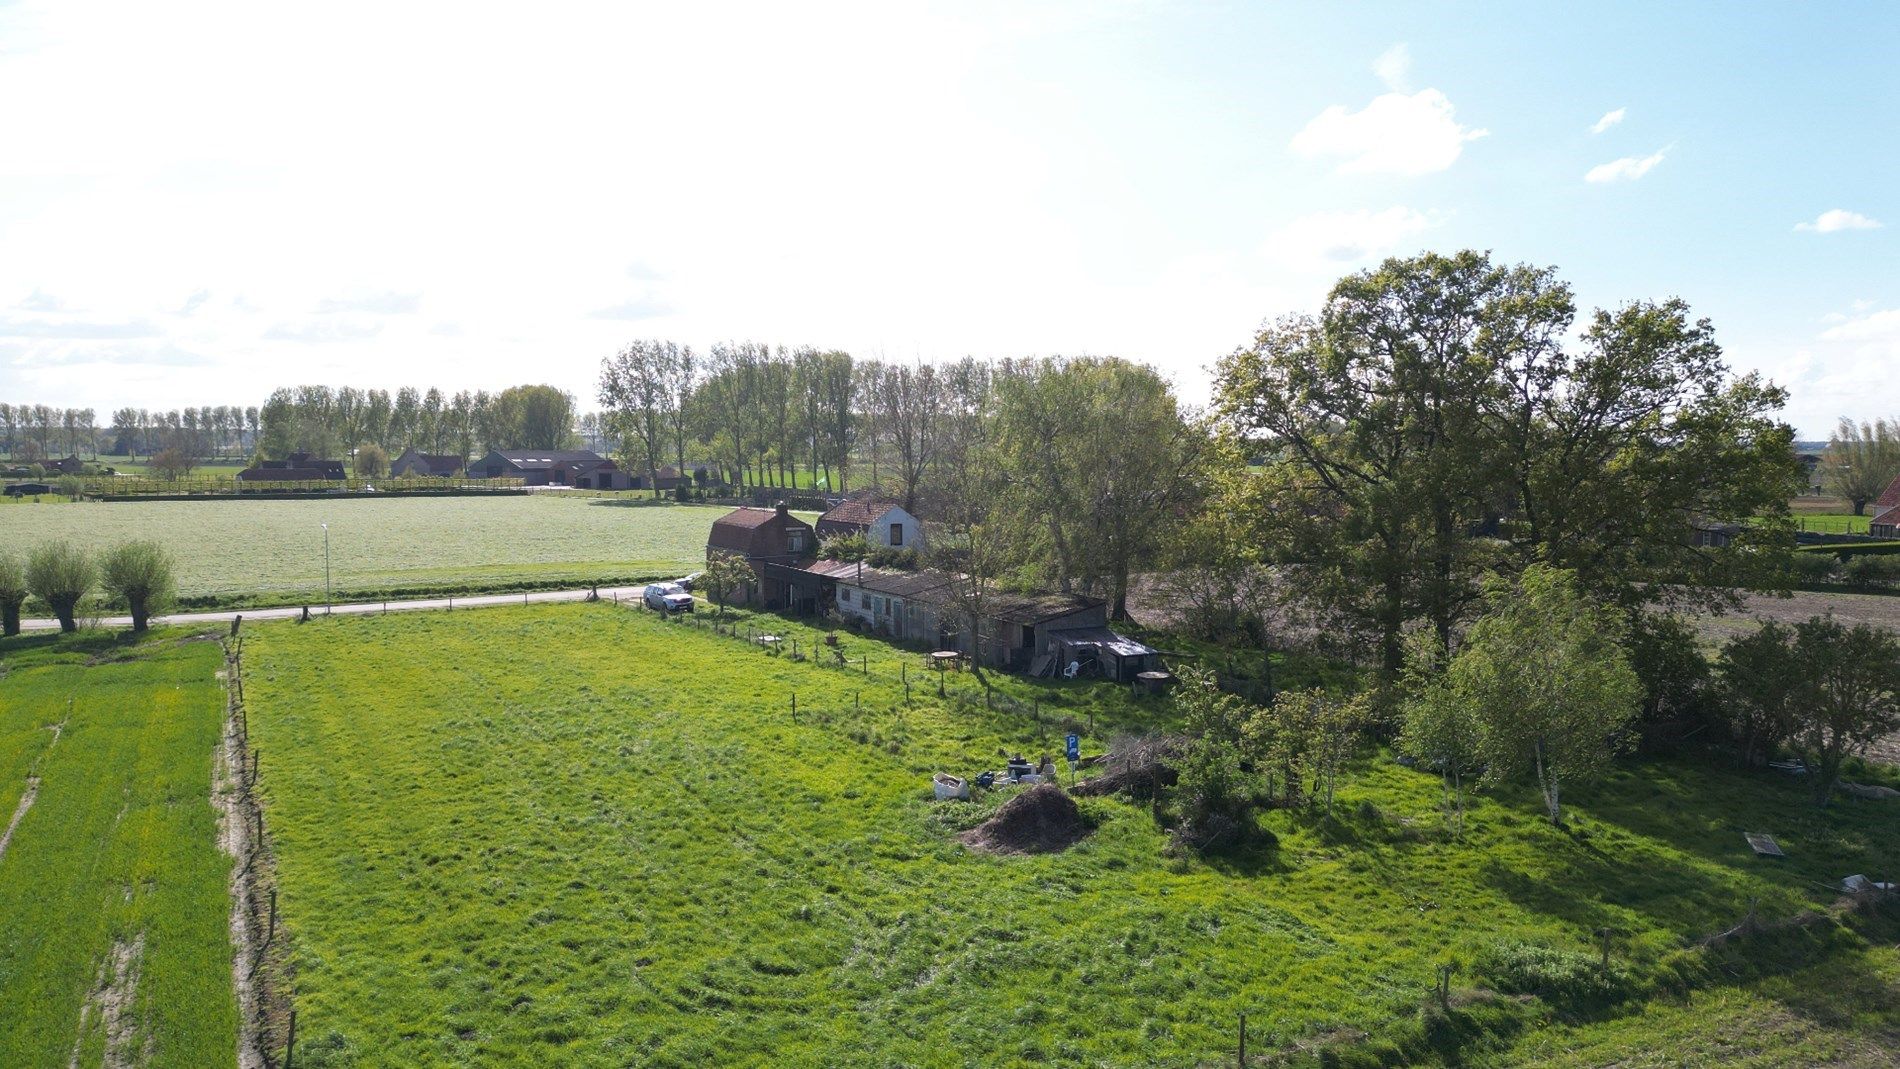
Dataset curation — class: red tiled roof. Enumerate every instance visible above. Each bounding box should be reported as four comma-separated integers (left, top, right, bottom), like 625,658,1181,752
712,506,782,530
817,497,897,530
1874,473,1900,513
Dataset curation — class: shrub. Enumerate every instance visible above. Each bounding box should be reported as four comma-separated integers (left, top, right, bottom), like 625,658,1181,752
819,533,871,562
55,474,83,497
867,546,919,570
1474,939,1626,1006
0,554,26,636
99,540,177,632
26,541,95,632
1844,555,1900,588
1789,552,1839,584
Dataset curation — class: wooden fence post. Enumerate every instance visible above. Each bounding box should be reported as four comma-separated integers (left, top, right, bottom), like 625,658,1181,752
284,1009,298,1069
1238,1012,1246,1068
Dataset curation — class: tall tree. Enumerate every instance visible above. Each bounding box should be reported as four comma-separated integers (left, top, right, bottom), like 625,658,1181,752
1219,251,1797,677
598,341,674,497
1822,417,1900,515
489,385,578,450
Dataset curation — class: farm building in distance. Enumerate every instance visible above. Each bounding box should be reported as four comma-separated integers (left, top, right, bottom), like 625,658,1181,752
772,558,1158,678
814,497,923,551
1872,473,1900,538
390,448,465,478
237,452,347,482
466,449,631,489
707,503,817,611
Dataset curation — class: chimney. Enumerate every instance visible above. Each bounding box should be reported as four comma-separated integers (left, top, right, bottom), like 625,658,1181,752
775,501,789,517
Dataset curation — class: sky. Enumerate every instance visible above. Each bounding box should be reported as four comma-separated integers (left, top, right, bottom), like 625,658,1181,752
0,0,1894,438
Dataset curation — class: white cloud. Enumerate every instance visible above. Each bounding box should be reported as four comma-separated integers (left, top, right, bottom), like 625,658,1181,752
1590,107,1626,134
1794,209,1883,233
1291,89,1488,176
1584,147,1668,183
1265,207,1436,271
1372,43,1411,92
314,291,420,314
1819,307,1900,348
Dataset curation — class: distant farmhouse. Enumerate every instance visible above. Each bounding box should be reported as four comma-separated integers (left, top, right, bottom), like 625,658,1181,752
390,448,464,478
47,455,85,475
1872,474,1900,538
814,497,922,552
706,504,816,610
466,449,631,489
237,452,346,482
630,464,714,491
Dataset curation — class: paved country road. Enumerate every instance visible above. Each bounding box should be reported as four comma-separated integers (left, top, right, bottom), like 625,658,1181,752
16,584,666,632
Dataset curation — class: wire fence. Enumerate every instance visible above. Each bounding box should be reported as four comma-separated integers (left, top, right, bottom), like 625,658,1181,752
79,475,527,497
635,601,1115,753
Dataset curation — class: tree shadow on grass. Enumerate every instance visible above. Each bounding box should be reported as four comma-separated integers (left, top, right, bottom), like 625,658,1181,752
0,627,176,670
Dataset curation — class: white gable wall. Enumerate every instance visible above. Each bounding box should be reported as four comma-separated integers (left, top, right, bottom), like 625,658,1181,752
868,506,923,551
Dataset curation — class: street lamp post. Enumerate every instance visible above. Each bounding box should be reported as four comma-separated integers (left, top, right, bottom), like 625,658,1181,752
321,522,331,615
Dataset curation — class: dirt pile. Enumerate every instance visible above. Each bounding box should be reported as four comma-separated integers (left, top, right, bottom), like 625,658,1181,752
960,785,1089,854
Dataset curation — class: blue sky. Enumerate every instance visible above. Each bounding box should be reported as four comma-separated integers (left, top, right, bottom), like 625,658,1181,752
0,1,1893,436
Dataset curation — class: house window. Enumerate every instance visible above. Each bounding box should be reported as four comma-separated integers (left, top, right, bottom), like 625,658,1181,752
889,522,903,546
788,532,806,553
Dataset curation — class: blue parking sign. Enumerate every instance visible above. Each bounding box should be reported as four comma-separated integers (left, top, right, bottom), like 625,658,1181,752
1065,733,1080,762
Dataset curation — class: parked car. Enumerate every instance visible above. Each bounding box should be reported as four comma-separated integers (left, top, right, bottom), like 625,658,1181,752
642,582,694,613
676,571,703,591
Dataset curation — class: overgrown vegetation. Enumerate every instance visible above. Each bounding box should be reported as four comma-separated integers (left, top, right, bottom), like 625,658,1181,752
238,603,1899,1067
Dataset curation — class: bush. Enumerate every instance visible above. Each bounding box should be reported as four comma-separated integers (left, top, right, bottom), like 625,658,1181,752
1844,555,1900,588
819,533,871,562
1789,552,1839,584
26,541,95,633
867,546,919,570
55,474,83,497
1474,939,1626,1006
99,540,177,632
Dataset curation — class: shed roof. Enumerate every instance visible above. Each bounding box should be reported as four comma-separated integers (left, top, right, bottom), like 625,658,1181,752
985,590,1105,624
832,565,954,599
1045,626,1157,659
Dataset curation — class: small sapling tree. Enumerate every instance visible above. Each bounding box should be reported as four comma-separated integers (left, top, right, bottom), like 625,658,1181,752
1171,666,1258,851
700,552,752,619
26,541,96,633
1400,634,1483,833
1785,616,1900,806
0,553,28,636
1436,565,1641,826
100,540,177,632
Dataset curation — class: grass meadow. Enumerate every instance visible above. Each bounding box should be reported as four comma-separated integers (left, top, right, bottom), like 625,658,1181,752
0,632,236,1068
0,497,755,609
241,603,1900,1067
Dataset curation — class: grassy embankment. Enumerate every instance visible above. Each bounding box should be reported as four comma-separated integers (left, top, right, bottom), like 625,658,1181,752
0,631,237,1069
0,497,779,612
242,603,1900,1068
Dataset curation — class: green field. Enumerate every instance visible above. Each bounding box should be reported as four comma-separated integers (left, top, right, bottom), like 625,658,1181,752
240,603,1900,1067
1793,513,1874,535
0,497,750,608
0,633,237,1068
